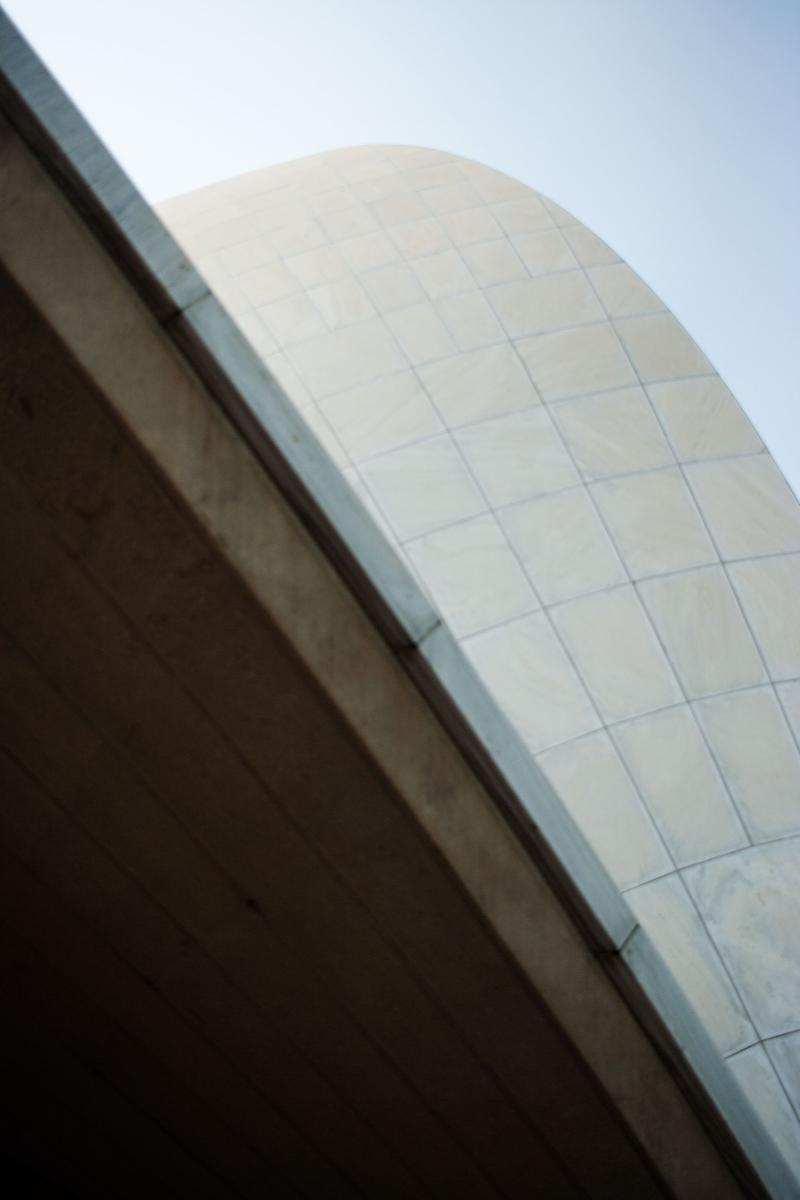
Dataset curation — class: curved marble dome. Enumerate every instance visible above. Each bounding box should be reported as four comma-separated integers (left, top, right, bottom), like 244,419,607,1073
158,146,800,1175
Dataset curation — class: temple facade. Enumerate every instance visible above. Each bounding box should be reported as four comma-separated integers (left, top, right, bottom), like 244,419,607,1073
159,146,800,1173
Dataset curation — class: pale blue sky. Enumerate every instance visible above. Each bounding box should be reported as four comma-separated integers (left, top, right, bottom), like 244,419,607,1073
5,0,799,491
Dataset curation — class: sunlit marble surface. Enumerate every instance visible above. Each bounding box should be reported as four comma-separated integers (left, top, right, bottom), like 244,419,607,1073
159,147,800,1175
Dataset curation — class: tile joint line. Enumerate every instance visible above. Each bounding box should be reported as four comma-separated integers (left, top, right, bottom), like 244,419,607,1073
412,616,444,651
614,920,640,957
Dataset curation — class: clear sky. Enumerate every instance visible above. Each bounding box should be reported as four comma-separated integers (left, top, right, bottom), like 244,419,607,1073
5,0,799,492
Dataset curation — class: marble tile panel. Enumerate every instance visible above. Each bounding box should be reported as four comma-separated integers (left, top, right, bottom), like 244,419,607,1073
338,231,400,272
359,434,485,540
614,313,713,381
269,218,328,258
180,207,295,256
319,204,379,241
538,732,671,889
685,456,800,559
422,180,483,214
552,386,673,480
727,1046,800,1182
587,263,663,318
640,567,765,698
368,192,430,227
285,245,349,289
647,376,762,462
351,180,406,207
287,163,345,193
359,262,425,313
552,587,682,722
511,229,579,276
517,322,636,402
499,488,627,606
405,513,538,638
288,318,406,398
308,277,376,330
592,469,716,579
465,165,531,203
728,556,800,681
437,291,506,351
442,206,503,247
309,186,363,217
388,217,451,260
455,408,579,508
339,154,396,184
561,224,619,267
464,612,600,753
386,146,455,170
319,370,442,462
612,707,748,866
541,197,577,227
238,196,314,229
237,260,301,307
402,163,465,192
417,343,539,427
685,839,800,1037
489,271,603,338
385,302,456,365
461,239,528,287
411,249,475,299
216,234,278,276
492,197,555,235
626,875,755,1055
694,689,800,841
351,172,410,203
258,292,328,348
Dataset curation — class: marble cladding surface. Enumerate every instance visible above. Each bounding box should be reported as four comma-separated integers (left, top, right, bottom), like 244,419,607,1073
159,145,800,1169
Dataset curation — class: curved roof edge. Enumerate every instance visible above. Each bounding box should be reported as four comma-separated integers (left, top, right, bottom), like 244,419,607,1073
0,11,795,1198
